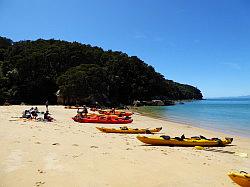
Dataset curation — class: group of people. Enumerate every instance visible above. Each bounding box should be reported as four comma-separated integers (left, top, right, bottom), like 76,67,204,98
22,107,39,119
21,101,53,121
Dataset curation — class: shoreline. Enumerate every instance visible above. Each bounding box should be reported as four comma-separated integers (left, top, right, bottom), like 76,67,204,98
0,105,249,187
131,106,250,138
134,110,249,142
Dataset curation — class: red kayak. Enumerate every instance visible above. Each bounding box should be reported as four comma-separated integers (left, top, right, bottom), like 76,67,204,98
72,115,133,124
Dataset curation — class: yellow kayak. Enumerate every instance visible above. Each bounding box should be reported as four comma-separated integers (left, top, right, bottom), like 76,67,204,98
136,135,233,146
18,118,36,122
96,127,162,134
228,171,250,187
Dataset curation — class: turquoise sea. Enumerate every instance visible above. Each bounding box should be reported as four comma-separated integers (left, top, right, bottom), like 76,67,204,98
136,98,250,137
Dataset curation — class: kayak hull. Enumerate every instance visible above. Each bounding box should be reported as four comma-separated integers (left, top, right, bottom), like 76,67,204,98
136,136,233,147
228,172,250,187
96,127,162,134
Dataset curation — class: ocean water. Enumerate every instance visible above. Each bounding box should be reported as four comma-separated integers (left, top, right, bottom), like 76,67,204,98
136,98,250,137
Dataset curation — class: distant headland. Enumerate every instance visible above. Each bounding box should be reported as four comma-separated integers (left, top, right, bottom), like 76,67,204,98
0,36,203,106
207,95,250,100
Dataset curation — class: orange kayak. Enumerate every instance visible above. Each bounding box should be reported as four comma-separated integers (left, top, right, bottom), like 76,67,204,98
228,171,250,187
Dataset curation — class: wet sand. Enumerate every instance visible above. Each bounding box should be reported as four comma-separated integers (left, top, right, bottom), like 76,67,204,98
0,105,249,187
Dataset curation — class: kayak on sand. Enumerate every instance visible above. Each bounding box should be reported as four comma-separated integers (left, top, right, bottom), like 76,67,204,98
96,126,162,134
228,171,250,187
136,135,233,147
72,115,133,124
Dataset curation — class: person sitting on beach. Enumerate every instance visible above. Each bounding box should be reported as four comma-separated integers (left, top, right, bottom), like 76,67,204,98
29,107,34,112
22,110,31,118
44,111,49,119
77,108,84,118
30,108,38,119
34,107,39,113
44,111,53,121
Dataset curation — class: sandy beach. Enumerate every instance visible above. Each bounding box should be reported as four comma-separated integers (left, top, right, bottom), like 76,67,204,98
0,105,249,187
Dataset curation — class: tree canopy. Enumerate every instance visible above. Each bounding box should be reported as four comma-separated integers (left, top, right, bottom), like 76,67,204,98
0,36,203,105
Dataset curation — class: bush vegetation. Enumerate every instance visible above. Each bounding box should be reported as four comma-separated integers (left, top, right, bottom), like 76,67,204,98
0,36,203,105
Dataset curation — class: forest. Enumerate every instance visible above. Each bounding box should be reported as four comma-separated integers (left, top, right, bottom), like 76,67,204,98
0,36,203,106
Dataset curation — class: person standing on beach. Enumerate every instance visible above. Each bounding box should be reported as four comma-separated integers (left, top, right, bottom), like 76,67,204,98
45,100,49,112
83,105,88,117
110,108,115,114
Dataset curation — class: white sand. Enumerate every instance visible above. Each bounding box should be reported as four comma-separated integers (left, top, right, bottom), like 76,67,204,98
0,105,249,187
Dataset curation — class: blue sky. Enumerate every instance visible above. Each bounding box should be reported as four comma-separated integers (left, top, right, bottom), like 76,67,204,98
0,0,250,98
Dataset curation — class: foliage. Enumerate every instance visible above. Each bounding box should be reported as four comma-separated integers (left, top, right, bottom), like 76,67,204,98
0,36,12,49
0,36,203,105
57,64,108,102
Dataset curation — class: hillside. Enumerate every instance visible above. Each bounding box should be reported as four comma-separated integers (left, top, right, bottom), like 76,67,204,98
0,36,203,105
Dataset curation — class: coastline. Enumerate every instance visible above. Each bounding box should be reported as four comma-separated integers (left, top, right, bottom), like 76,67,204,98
0,105,249,187
132,105,250,138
